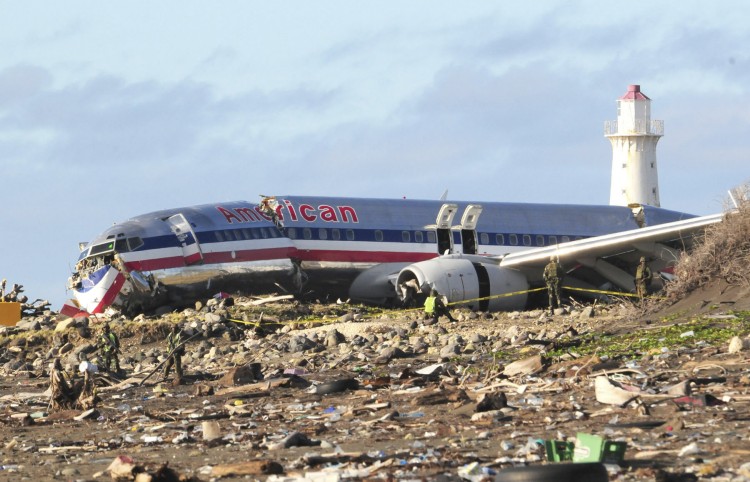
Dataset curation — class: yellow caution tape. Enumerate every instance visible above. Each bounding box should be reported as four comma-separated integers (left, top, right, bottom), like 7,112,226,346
225,284,661,328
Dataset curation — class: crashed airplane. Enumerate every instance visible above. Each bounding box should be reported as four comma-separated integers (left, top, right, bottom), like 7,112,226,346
63,84,730,316
63,195,725,316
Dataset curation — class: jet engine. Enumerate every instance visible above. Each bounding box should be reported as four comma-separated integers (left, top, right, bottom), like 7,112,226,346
396,254,529,312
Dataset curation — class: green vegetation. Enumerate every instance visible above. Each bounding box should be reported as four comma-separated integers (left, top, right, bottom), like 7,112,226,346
545,315,750,360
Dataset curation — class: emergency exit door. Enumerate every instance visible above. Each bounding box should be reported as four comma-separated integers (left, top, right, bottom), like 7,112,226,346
166,214,203,265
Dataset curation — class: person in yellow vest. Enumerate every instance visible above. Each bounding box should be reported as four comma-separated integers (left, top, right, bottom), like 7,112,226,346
424,289,457,322
98,323,121,373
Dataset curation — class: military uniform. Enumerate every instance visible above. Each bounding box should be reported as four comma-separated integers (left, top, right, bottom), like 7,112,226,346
635,257,652,300
543,257,564,313
99,324,120,373
163,325,185,381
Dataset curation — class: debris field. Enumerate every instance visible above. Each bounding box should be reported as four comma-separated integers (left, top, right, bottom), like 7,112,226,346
2,291,750,482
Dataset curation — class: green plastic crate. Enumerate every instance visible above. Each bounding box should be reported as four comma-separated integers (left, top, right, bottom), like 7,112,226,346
573,433,627,464
544,440,574,462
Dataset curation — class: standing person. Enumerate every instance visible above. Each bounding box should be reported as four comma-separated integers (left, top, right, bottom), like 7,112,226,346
424,289,457,322
635,256,652,300
543,256,564,315
76,361,99,410
49,359,74,410
162,324,185,383
98,323,121,374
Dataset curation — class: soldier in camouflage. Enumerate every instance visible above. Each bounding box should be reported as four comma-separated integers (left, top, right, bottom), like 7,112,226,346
635,256,652,301
543,256,564,315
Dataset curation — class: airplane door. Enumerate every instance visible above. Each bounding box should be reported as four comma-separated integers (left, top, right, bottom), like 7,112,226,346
435,204,458,255
458,204,483,255
166,214,203,265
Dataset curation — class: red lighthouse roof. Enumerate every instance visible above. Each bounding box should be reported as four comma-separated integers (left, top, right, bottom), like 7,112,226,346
619,84,650,100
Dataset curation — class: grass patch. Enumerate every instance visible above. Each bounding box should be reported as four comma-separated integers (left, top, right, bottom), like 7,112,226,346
546,316,750,360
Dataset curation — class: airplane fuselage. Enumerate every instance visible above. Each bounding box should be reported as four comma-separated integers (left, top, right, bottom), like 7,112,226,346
66,196,695,315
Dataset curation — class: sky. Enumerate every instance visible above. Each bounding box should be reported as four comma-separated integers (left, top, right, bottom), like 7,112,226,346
1,1,749,309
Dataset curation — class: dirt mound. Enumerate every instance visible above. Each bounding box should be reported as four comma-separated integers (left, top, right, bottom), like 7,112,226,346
650,188,750,320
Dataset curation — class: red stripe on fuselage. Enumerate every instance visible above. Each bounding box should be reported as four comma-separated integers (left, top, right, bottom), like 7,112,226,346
91,272,126,314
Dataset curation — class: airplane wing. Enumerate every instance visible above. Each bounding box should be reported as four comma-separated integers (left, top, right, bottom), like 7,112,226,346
497,211,728,291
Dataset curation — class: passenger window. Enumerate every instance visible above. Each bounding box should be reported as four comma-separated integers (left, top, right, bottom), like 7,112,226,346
332,229,341,240
303,228,312,240
287,228,297,239
215,231,224,242
536,235,544,246
509,234,518,246
523,235,531,246
319,228,328,240
561,236,570,243
401,231,410,242
496,234,504,245
549,235,557,245
415,231,423,243
375,230,384,242
242,229,252,240
346,229,355,241
480,233,489,245
234,230,243,241
575,236,583,241
427,231,436,243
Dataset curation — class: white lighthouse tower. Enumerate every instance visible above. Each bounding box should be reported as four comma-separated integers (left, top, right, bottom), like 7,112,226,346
605,84,664,207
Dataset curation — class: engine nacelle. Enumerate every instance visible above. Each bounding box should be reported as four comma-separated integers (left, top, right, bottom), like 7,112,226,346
396,254,529,312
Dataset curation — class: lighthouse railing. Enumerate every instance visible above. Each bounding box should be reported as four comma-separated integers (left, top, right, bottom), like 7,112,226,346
604,119,664,136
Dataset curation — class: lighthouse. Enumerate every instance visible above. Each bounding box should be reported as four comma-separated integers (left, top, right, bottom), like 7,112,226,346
605,85,664,207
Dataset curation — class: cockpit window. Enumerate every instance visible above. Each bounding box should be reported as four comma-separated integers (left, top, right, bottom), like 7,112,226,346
89,241,116,256
127,237,144,251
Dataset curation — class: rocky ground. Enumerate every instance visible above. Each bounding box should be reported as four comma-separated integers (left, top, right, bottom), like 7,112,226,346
2,284,750,482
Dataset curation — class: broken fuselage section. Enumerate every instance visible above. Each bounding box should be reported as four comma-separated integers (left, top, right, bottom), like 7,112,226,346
67,201,301,315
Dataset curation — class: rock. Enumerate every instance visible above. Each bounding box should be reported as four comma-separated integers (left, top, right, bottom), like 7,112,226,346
55,318,78,331
728,336,746,354
580,306,595,318
219,363,263,386
503,354,544,377
476,392,508,412
202,421,222,441
439,343,460,360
